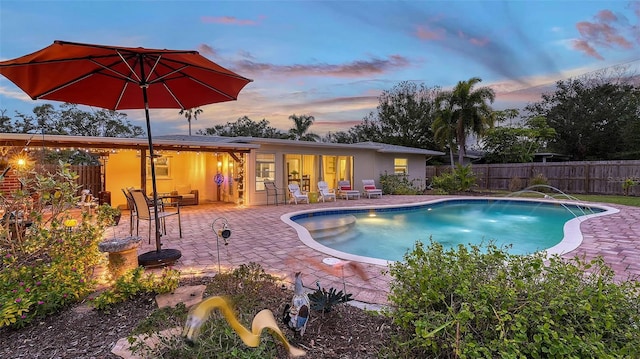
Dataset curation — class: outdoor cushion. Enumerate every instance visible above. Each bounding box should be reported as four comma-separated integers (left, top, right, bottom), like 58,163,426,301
340,186,351,191
364,185,376,190
175,184,192,194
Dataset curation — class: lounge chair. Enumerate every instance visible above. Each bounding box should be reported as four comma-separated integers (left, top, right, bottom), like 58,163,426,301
317,181,336,202
337,180,360,200
362,179,383,198
287,183,309,204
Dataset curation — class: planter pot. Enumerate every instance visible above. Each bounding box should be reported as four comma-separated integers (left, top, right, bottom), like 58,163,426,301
99,236,141,277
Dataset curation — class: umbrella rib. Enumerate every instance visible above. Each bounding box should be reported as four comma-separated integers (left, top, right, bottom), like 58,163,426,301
145,55,162,84
162,83,186,109
116,51,143,83
36,73,94,99
189,77,236,100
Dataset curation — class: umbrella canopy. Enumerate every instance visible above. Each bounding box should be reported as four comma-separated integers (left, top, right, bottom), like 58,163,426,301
0,40,252,262
0,40,252,110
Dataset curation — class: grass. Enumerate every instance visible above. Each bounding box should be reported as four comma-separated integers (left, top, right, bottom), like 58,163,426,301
572,194,640,207
489,190,640,207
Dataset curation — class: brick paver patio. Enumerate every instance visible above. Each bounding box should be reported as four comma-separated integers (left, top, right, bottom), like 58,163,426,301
109,195,640,306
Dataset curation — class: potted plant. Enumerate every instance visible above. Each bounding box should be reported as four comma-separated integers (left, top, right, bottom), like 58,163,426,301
97,203,121,227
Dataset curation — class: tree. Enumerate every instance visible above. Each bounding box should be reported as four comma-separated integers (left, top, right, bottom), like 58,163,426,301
287,114,320,141
482,114,556,163
179,107,203,136
355,81,440,149
525,70,640,160
198,116,285,138
8,103,144,137
432,98,457,166
438,77,495,164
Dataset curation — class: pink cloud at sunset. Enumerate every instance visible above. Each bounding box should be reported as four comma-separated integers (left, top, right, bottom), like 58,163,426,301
200,15,263,26
572,7,639,59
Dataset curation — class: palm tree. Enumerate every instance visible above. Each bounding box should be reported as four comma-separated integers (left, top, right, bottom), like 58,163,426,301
287,114,320,141
179,107,203,136
432,98,457,167
439,77,495,164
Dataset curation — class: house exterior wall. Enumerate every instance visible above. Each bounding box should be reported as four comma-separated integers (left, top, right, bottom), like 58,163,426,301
361,152,428,189
245,143,428,205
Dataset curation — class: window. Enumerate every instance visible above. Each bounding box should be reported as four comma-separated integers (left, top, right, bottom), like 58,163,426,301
255,153,275,191
148,156,170,178
394,158,408,175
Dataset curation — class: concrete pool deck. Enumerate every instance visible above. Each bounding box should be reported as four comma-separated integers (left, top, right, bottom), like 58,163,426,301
110,195,640,306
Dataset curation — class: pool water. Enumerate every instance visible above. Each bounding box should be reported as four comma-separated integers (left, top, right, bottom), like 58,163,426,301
292,200,602,262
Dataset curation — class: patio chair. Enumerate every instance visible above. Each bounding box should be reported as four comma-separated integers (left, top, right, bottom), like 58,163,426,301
362,179,383,198
317,181,336,202
129,189,182,243
264,180,284,205
337,180,360,200
121,188,137,235
287,183,309,204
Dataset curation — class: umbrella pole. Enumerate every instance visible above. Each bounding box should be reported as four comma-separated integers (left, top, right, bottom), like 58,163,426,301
136,84,181,267
142,99,163,252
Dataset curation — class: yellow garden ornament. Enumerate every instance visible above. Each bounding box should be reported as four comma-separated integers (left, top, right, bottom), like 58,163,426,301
63,219,78,227
183,296,305,357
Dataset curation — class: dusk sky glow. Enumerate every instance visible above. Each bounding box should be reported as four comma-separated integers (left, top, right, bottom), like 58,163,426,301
1,1,639,136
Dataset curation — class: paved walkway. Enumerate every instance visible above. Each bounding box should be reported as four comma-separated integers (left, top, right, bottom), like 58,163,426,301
109,195,640,306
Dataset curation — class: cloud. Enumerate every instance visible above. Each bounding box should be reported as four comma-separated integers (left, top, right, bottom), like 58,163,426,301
200,15,263,26
232,55,411,78
572,7,638,59
571,39,605,60
415,25,445,40
404,3,560,86
197,44,217,57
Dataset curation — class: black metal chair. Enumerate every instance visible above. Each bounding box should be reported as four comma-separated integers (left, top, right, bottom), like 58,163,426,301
264,181,284,206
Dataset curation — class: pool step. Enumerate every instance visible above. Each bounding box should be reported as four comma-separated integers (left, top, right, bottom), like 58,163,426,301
317,229,360,245
300,215,357,240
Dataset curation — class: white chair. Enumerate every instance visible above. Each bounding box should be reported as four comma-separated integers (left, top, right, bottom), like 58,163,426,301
337,180,360,200
362,179,383,198
287,183,309,204
317,181,336,202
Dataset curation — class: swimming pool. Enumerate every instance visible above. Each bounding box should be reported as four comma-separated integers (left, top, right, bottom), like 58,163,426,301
282,198,618,266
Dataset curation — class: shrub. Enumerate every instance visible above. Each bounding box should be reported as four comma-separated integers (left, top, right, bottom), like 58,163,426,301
508,176,523,192
91,267,180,310
529,172,549,188
622,177,639,196
387,240,640,358
431,164,477,194
308,285,353,313
379,172,423,195
0,164,109,328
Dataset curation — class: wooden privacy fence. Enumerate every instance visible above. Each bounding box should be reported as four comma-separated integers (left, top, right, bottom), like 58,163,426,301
43,164,102,196
427,160,640,196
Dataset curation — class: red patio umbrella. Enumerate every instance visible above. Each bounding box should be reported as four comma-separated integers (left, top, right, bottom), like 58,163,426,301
0,40,252,265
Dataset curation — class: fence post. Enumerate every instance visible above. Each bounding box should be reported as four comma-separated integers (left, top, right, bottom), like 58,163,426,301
585,163,590,194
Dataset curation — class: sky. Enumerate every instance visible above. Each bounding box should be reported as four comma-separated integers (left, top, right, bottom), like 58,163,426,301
1,1,639,137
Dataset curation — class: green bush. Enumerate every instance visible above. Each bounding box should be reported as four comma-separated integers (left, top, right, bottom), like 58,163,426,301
529,172,549,188
431,164,477,194
387,240,640,358
379,172,424,194
0,164,109,328
91,267,180,310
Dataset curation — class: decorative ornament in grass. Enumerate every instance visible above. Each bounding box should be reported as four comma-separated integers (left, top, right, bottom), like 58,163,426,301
182,296,306,357
282,272,311,337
